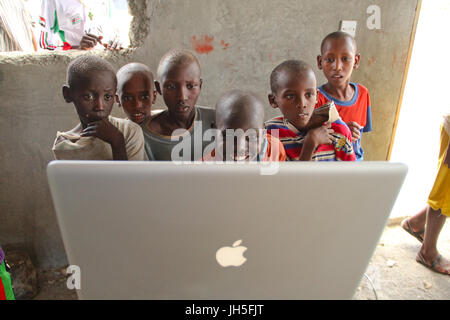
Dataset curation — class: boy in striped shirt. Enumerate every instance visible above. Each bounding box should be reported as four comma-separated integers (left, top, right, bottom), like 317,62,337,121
265,60,355,161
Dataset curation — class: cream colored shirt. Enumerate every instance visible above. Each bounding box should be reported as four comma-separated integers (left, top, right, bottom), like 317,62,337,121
52,116,146,160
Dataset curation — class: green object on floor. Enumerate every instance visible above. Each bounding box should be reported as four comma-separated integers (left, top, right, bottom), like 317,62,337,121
0,260,15,300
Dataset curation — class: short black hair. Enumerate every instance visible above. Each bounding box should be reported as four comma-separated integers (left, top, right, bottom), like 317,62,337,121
116,62,154,93
156,48,200,80
270,59,313,93
320,31,357,55
66,55,117,88
215,89,265,129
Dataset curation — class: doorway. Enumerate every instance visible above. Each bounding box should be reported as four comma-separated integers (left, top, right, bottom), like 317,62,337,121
390,0,450,218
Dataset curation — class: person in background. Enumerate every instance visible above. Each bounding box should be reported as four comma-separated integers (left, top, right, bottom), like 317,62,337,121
0,0,37,52
142,48,216,161
38,0,123,51
116,62,158,126
401,114,450,275
316,31,372,161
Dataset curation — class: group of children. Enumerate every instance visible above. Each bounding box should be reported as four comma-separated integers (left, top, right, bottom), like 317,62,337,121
49,30,450,277
52,31,370,163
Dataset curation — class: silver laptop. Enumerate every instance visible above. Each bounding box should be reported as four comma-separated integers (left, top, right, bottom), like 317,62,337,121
47,161,407,300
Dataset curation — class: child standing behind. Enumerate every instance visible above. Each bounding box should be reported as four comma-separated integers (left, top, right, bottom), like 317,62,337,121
52,55,146,160
265,60,355,161
142,49,215,161
317,31,372,161
203,89,286,162
116,62,158,126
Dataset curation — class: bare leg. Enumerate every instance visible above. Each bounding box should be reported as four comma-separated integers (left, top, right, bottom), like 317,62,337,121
401,207,426,242
405,206,427,233
416,206,450,275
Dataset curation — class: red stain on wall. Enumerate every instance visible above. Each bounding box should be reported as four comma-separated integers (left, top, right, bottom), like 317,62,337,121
191,35,214,54
220,40,229,49
367,56,376,66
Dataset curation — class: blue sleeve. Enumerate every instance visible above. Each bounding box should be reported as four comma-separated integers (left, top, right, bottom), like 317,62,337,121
363,105,372,132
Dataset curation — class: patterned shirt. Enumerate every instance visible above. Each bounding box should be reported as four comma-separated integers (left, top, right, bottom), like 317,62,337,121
265,117,355,161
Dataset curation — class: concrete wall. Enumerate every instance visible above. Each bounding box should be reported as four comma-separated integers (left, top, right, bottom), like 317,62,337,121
0,0,419,268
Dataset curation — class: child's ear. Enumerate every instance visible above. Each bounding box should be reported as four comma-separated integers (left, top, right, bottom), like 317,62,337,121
115,94,121,106
268,93,278,109
353,53,361,69
62,85,72,103
317,55,323,70
152,90,157,104
154,80,162,95
199,79,203,89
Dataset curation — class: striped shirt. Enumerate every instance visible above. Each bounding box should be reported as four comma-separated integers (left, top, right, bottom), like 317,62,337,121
265,117,355,161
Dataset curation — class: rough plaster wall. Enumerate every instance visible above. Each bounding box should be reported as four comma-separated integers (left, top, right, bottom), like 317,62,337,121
0,0,418,268
136,0,419,161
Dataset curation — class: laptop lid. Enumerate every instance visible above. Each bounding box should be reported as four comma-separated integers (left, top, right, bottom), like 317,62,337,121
47,161,407,299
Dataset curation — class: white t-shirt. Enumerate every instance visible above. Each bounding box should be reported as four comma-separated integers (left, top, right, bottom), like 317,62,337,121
39,0,115,49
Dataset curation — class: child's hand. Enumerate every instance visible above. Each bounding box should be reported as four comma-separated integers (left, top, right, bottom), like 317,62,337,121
299,122,335,161
346,121,362,141
305,122,336,147
103,35,123,51
80,119,128,160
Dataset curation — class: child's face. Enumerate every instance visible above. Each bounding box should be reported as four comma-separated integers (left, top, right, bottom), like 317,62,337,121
117,72,156,124
269,70,317,130
156,61,202,121
63,71,117,127
216,111,264,161
318,37,360,87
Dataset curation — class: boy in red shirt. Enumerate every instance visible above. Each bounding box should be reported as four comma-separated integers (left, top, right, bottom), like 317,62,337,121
203,90,286,162
317,31,372,161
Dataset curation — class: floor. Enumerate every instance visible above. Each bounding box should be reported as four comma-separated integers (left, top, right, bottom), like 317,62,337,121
353,219,450,300
32,219,450,300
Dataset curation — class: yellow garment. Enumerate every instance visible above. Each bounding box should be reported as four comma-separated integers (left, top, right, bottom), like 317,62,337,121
427,115,450,216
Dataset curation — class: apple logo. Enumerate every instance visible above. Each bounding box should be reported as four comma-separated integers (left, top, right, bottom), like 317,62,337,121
215,240,247,267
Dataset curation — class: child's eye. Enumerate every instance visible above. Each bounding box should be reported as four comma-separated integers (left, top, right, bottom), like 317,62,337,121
141,94,150,100
104,94,113,101
165,83,175,89
326,58,334,63
123,95,132,102
285,94,295,100
83,94,94,101
186,83,195,90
